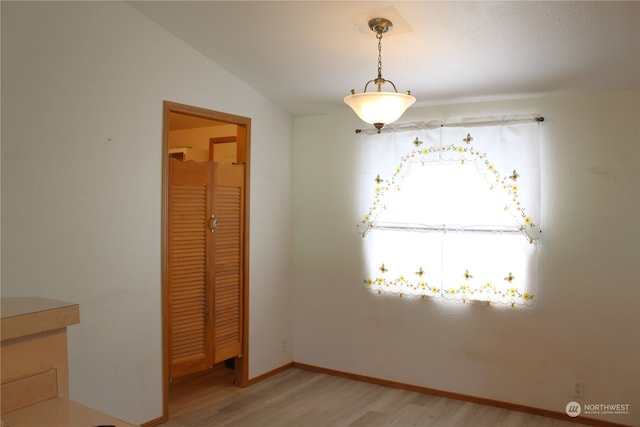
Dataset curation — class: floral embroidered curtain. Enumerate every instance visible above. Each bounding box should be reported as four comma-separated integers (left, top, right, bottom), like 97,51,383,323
358,116,542,306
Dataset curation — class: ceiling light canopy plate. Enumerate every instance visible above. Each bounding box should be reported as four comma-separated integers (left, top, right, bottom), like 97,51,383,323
368,17,392,34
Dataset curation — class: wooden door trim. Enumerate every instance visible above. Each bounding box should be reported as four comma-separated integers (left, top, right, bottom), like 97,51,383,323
161,101,251,422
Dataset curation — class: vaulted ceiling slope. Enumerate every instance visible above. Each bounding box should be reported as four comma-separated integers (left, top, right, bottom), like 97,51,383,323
129,1,640,117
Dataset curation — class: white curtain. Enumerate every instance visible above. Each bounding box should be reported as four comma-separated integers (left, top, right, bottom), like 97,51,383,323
358,117,541,306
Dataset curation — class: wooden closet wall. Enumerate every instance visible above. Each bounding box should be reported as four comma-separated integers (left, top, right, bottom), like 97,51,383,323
168,158,244,379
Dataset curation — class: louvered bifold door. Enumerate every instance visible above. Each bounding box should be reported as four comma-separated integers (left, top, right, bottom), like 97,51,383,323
212,163,245,363
168,159,215,379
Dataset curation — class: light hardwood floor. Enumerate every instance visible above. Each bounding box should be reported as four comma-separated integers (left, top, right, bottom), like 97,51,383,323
160,365,589,427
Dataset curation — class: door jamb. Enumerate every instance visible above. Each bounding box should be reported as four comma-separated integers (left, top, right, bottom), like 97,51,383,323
161,101,251,422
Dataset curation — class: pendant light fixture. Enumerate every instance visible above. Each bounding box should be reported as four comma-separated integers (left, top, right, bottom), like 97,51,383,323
344,18,416,133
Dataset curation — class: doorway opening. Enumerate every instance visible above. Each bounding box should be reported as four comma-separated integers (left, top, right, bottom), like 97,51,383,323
162,101,251,421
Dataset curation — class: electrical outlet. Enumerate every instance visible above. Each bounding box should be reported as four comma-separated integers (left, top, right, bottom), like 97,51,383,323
572,381,584,397
281,340,287,353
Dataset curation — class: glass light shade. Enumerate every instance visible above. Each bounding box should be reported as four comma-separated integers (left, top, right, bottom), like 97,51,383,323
344,91,416,125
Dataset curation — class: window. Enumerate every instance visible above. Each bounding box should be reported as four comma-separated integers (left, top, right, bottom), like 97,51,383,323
358,116,542,307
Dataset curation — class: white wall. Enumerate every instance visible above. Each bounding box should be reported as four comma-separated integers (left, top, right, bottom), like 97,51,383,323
3,1,637,425
292,90,639,425
1,1,293,424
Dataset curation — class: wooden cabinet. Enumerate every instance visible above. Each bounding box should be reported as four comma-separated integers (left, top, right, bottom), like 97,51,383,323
1,297,79,414
0,297,138,426
168,159,244,379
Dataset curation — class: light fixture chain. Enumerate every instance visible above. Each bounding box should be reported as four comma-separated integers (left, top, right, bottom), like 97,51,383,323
376,30,383,81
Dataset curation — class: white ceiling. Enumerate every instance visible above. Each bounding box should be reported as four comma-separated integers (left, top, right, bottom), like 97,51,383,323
129,1,640,118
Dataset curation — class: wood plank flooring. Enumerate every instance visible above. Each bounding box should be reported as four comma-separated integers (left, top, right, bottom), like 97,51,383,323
160,365,588,427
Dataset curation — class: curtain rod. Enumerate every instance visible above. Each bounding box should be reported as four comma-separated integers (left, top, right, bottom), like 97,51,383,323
372,223,523,234
356,115,544,135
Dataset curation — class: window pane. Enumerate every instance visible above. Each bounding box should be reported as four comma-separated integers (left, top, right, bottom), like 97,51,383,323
375,162,517,226
358,118,541,306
